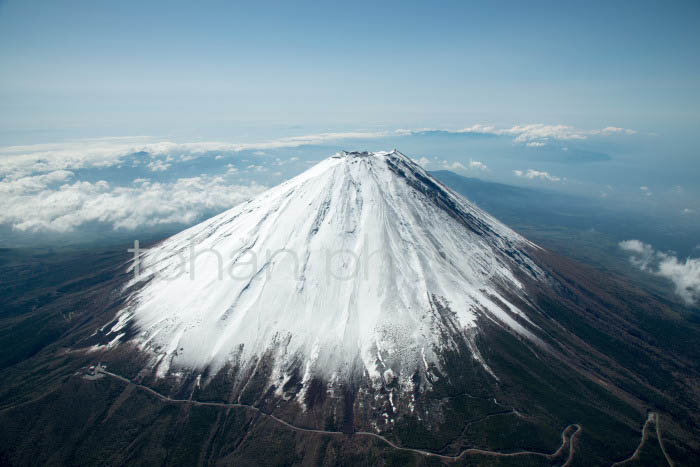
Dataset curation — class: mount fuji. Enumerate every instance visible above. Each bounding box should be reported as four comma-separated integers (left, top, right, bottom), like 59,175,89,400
107,150,545,391
1,150,698,465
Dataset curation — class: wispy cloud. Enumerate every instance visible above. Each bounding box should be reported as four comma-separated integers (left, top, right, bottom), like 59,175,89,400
620,240,700,305
147,159,171,172
0,123,636,179
468,159,489,171
416,157,431,167
513,169,561,182
417,157,489,172
0,132,396,179
445,161,468,171
441,123,637,144
589,126,637,136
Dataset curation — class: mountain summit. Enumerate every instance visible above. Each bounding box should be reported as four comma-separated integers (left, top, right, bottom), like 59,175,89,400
107,150,544,392
2,151,699,465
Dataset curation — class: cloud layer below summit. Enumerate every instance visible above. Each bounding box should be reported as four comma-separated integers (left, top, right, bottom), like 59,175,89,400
0,124,696,240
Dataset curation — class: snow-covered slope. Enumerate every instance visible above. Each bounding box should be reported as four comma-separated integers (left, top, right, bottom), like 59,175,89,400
110,150,543,388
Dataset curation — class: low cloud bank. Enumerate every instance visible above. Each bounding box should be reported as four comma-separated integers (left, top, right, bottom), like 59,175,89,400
619,239,700,305
0,125,638,240
0,171,265,233
0,123,635,180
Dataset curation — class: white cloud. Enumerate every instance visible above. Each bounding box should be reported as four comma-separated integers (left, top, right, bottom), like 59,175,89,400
620,240,700,305
0,173,265,233
0,132,398,180
508,124,586,143
147,159,171,172
513,169,561,182
431,158,489,172
589,126,637,136
443,161,468,171
619,239,650,255
449,123,636,145
0,170,74,195
468,159,489,171
526,141,546,147
0,124,636,179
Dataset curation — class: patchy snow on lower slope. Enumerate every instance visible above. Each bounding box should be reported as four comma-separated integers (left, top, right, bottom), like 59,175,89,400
110,150,543,387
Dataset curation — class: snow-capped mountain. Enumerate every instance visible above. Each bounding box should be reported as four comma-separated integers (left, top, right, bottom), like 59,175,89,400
4,150,700,466
107,150,545,391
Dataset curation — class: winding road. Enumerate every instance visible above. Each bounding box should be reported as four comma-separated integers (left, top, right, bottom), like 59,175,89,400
94,367,581,464
611,411,674,467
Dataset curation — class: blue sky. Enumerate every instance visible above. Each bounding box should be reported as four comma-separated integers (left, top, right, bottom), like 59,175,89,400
0,0,698,249
1,0,699,141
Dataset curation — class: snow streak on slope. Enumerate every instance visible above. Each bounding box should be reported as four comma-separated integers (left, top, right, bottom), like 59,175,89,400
111,151,543,386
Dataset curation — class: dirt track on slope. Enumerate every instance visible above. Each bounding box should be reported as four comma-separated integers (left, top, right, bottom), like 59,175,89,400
95,367,582,464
